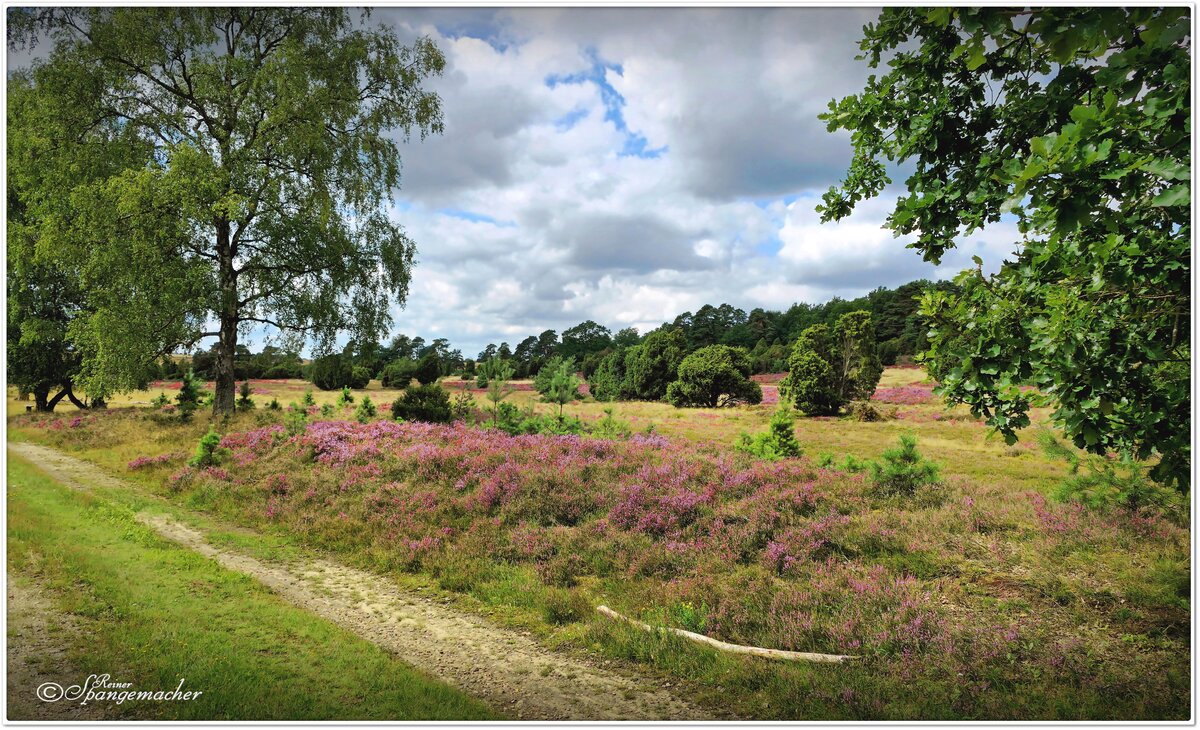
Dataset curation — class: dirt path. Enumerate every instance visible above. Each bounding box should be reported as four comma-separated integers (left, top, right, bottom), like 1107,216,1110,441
6,575,111,721
7,441,712,721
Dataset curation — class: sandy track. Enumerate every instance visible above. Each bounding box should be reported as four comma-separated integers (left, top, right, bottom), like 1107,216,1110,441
6,575,111,721
7,441,712,721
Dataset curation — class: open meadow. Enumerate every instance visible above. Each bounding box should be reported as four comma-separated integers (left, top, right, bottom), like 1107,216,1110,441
6,368,1190,720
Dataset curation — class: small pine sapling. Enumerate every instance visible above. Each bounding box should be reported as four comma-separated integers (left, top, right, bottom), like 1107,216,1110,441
176,369,203,421
302,388,316,407
188,426,229,467
869,433,940,496
151,392,170,408
354,394,377,423
284,402,308,436
735,404,803,460
336,386,354,408
236,381,256,411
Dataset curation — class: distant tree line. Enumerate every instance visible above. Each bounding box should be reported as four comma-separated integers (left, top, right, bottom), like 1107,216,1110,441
142,277,953,393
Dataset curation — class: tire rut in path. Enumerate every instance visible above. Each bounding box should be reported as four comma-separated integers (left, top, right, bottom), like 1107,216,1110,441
7,441,711,721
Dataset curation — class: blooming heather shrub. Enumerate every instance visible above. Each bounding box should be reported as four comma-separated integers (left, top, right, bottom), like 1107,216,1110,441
134,414,1188,702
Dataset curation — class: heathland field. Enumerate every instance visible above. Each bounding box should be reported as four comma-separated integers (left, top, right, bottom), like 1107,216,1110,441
5,367,1189,720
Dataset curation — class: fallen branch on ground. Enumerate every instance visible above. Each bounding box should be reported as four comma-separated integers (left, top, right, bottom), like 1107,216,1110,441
596,605,860,664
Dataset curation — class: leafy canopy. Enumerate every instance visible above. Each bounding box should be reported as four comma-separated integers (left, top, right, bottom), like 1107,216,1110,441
821,8,1191,488
8,8,445,413
666,345,763,408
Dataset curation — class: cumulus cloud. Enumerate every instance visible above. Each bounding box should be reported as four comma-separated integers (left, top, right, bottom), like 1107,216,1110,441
10,8,1025,357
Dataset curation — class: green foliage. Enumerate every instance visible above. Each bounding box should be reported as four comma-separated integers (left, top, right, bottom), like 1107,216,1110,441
1040,432,1181,514
491,401,524,434
284,404,308,437
623,328,686,401
782,350,840,416
540,358,582,417
592,407,633,440
267,398,281,411
510,413,588,437
151,392,170,408
188,427,229,468
479,359,516,427
668,601,710,634
781,311,882,416
534,355,575,395
735,405,803,461
588,350,628,402
823,7,1191,489
236,381,255,411
391,384,452,424
176,369,204,422
349,366,371,390
667,345,762,408
320,403,334,418
449,391,474,423
380,360,417,389
414,353,441,386
311,355,352,392
335,387,354,408
869,434,941,497
302,389,316,408
354,395,377,424
11,9,446,414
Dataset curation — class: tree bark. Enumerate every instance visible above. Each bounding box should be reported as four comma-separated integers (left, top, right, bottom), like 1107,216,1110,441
33,387,50,412
64,385,88,410
213,220,238,417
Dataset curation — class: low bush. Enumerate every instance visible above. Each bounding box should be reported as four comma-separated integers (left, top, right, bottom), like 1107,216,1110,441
391,384,452,424
349,366,371,389
354,395,377,424
847,400,896,422
735,406,803,460
869,434,940,496
188,427,228,468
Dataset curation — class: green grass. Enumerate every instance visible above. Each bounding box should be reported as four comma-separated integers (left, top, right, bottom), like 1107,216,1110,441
6,453,498,721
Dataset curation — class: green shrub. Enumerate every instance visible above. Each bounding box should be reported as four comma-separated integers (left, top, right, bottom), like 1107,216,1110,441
301,388,316,407
588,350,628,402
414,353,442,386
236,381,255,411
310,354,352,391
1040,431,1180,513
176,368,203,422
534,355,574,395
267,397,281,411
335,386,354,408
449,390,474,423
493,401,524,434
736,405,803,460
540,358,582,417
354,395,377,423
188,426,228,467
666,345,762,408
870,434,940,496
592,407,632,439
623,328,686,400
349,365,371,389
380,360,417,389
320,403,334,418
781,312,883,416
151,392,170,408
391,384,452,423
284,403,308,436
517,413,587,436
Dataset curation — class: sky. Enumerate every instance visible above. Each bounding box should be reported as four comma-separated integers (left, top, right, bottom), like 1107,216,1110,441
367,7,1022,358
8,7,1024,360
